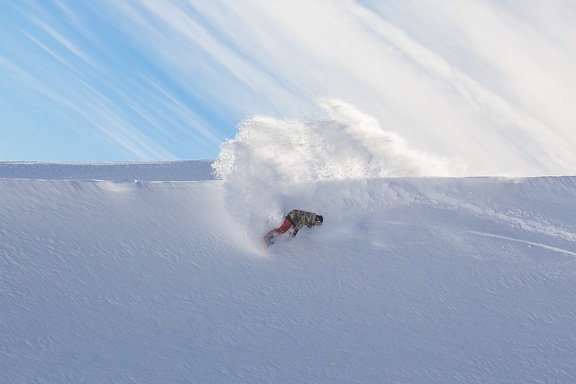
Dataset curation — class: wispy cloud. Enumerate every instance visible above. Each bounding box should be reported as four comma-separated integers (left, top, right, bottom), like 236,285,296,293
346,1,576,173
1,1,224,160
1,0,575,174
97,0,576,174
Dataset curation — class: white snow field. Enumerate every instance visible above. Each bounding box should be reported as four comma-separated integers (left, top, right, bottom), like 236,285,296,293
1,164,576,383
2,102,576,383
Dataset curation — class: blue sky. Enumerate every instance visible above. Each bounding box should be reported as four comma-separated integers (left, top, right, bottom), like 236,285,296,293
1,1,575,175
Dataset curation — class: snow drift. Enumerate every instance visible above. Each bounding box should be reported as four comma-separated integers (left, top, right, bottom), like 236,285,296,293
1,159,576,383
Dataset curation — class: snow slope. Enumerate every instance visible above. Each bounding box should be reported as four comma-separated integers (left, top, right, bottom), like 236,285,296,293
1,159,575,383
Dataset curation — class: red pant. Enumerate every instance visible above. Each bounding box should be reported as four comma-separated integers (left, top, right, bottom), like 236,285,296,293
267,218,292,237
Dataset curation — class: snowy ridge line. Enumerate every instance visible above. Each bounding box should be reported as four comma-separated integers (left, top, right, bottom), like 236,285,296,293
0,177,213,184
0,160,215,181
0,160,208,165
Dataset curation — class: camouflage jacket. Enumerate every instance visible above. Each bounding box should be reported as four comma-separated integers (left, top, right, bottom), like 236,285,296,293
286,209,318,236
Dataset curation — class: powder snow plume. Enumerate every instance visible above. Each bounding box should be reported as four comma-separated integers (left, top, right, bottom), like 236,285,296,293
212,97,456,236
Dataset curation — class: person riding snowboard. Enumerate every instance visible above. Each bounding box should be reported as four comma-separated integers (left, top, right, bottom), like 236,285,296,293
264,209,323,246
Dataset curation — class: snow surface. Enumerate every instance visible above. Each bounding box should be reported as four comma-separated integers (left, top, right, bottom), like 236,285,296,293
0,160,214,181
2,106,576,382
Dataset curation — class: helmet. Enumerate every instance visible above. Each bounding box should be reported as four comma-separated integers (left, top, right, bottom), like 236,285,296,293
315,215,323,225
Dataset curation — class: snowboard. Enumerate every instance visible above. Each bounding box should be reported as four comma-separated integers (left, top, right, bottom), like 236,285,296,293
263,235,274,247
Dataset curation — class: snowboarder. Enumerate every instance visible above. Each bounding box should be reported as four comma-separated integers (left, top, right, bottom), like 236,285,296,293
264,209,323,246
